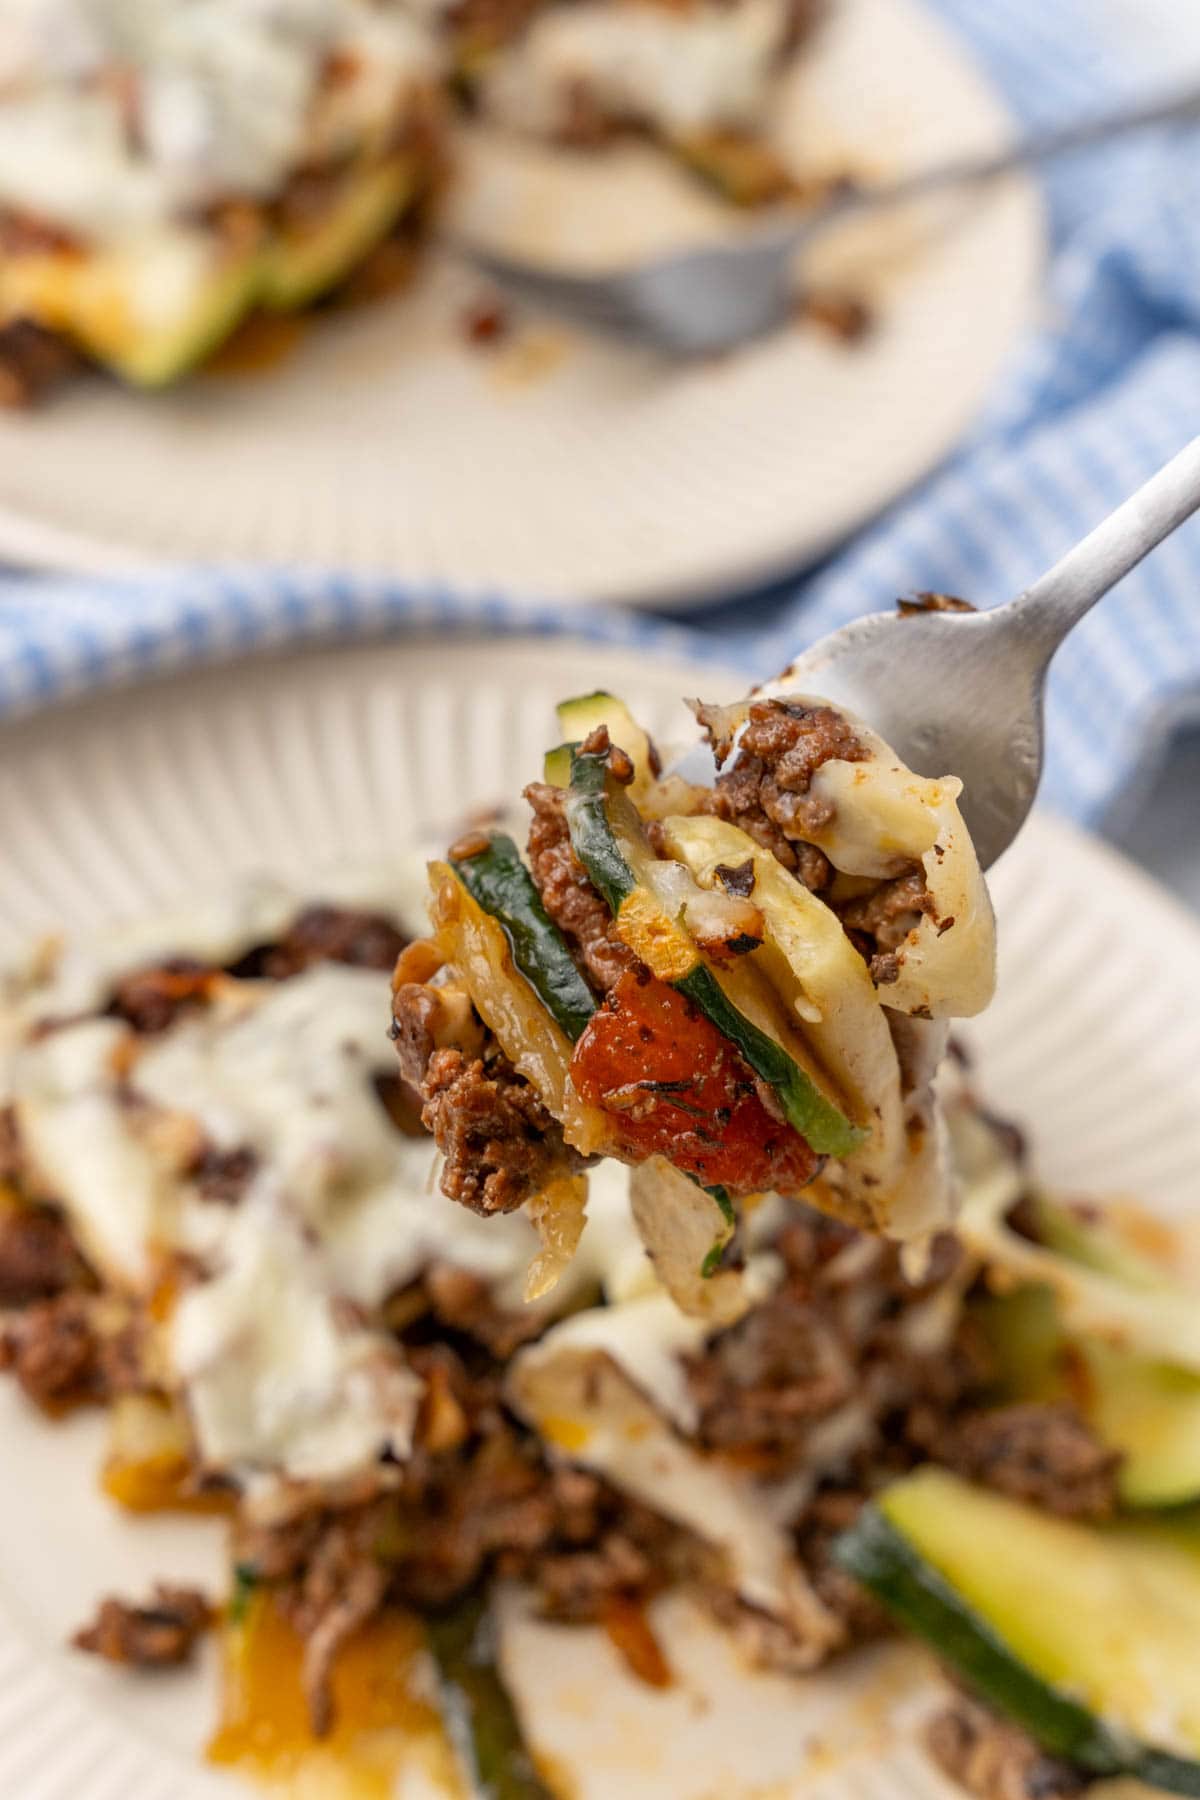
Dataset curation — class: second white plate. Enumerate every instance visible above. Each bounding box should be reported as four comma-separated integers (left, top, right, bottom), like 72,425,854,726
0,0,1041,606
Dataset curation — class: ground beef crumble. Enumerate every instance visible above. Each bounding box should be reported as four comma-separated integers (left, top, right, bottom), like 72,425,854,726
0,1291,146,1412
109,904,409,1036
525,779,636,993
0,1201,93,1306
420,1044,581,1216
0,317,81,408
686,1213,981,1483
839,866,937,986
73,1585,213,1668
937,1403,1120,1520
926,1696,1088,1800
235,904,407,981
696,699,865,894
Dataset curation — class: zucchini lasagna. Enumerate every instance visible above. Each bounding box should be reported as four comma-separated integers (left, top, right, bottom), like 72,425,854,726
393,685,996,1318
3,860,1200,1797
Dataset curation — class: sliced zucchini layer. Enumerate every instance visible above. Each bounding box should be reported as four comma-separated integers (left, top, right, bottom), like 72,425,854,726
976,1287,1200,1509
952,1106,1200,1372
262,153,420,311
553,691,656,799
564,746,865,1160
2,235,267,387
426,1592,555,1800
1,149,427,387
836,1468,1200,1795
428,859,613,1160
450,832,595,1042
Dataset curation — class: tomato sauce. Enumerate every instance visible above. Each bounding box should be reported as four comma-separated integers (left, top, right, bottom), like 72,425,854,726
569,969,819,1197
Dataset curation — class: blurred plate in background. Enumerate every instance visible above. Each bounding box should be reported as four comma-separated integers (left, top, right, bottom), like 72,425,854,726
0,632,1197,1798
0,0,1041,607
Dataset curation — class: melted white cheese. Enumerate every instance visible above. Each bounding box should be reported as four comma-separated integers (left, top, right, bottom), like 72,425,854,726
509,1341,825,1634
135,961,539,1309
171,1184,423,1483
0,0,438,245
482,0,789,139
11,1016,169,1286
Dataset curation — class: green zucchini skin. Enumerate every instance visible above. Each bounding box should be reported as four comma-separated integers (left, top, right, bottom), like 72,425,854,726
564,747,637,914
564,748,863,1159
675,963,865,1159
834,1504,1200,1796
450,833,596,1042
426,1591,555,1800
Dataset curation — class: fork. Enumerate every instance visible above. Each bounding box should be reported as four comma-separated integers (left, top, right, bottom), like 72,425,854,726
671,434,1200,869
459,83,1200,355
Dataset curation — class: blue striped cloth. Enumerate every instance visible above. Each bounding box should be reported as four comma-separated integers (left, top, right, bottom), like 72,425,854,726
1,0,1199,832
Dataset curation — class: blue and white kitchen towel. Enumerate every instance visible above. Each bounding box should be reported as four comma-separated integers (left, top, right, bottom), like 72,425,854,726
1,0,1198,832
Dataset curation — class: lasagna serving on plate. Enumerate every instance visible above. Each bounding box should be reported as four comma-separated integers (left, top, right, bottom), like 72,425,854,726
5,695,1200,1797
0,0,846,404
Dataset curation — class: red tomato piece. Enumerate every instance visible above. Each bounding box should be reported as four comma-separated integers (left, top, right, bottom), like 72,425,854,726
569,969,819,1197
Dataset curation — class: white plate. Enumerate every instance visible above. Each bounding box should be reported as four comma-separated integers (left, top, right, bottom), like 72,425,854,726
0,631,1198,1800
0,0,1042,608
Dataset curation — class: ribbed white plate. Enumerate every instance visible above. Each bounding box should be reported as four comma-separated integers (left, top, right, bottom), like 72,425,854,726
0,634,1195,1800
0,0,1042,608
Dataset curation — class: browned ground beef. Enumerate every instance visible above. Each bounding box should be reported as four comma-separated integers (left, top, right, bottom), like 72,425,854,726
794,1486,890,1644
242,904,407,980
0,1105,21,1183
0,1291,146,1413
686,1213,982,1480
420,1044,580,1216
0,1294,108,1411
189,1144,259,1205
525,779,636,994
939,1403,1120,1520
109,905,409,1036
898,592,978,617
696,699,865,893
420,1260,547,1359
0,1202,93,1306
839,867,937,985
108,957,216,1034
73,1585,213,1668
926,1696,1088,1800
0,317,81,408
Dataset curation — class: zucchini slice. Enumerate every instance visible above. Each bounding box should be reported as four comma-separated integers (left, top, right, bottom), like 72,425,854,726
3,237,267,387
835,1467,1200,1794
450,832,595,1042
262,154,420,311
428,860,613,1158
564,748,865,1160
976,1287,1200,1509
554,692,655,798
427,1591,555,1800
542,742,574,789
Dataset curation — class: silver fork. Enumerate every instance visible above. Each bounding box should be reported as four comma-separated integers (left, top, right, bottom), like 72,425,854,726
460,83,1200,355
673,434,1200,868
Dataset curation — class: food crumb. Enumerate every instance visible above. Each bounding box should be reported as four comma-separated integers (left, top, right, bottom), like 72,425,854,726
462,295,511,347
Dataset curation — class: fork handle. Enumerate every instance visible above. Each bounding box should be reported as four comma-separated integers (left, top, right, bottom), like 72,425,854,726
859,80,1200,215
996,434,1200,655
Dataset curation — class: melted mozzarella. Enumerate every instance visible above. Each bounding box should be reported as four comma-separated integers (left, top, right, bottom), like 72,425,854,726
0,0,438,245
135,961,539,1309
11,1017,169,1286
172,1185,422,1483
